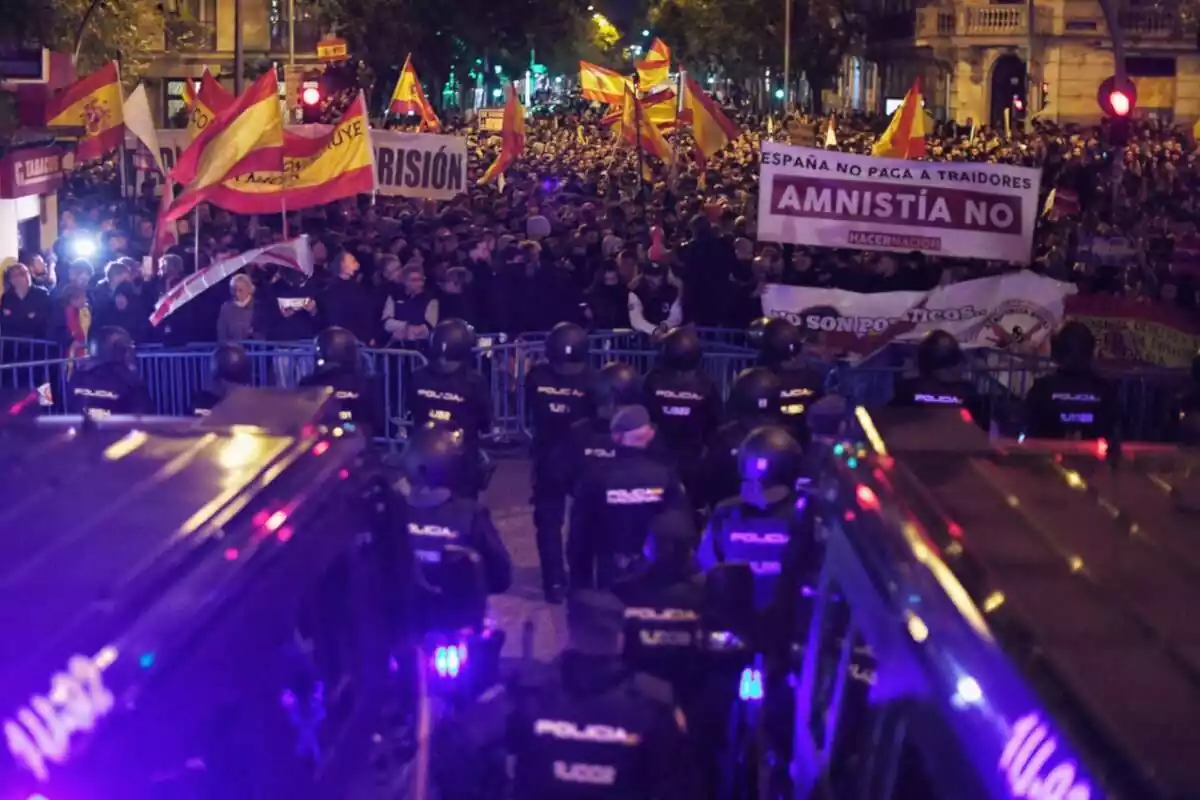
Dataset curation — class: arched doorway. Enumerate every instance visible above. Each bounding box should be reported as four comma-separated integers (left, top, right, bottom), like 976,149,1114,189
989,53,1026,127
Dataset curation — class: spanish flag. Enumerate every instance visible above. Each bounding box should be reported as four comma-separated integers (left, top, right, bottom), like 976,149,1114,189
579,61,630,105
617,84,672,162
681,73,741,169
600,87,677,130
45,61,125,163
166,71,285,221
389,54,441,132
636,38,671,88
184,68,233,140
207,93,376,213
479,85,525,185
872,76,926,160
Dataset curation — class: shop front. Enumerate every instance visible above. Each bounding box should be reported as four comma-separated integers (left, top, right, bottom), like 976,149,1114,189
0,145,65,260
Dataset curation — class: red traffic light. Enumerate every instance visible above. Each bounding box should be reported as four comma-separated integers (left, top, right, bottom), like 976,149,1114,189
1097,75,1136,117
301,86,321,106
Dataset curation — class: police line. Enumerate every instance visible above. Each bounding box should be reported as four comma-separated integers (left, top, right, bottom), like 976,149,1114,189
144,128,469,201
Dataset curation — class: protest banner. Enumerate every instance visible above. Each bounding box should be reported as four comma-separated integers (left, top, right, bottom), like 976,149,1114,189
759,270,1074,361
1065,295,1200,368
478,109,505,132
757,141,1042,263
148,127,468,202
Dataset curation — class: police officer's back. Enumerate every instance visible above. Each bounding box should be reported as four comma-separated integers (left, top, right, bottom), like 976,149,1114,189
507,590,699,800
890,329,989,430
755,317,826,445
192,342,252,416
298,326,383,436
409,318,490,450
526,322,597,603
570,405,689,589
67,326,153,418
398,424,512,595
700,366,782,510
1024,322,1118,440
643,327,721,501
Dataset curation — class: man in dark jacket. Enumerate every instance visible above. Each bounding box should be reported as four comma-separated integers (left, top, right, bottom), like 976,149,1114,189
320,250,377,345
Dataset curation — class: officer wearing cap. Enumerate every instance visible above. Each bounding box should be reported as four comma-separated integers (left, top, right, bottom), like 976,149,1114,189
298,326,384,437
628,262,682,338
397,424,512,595
700,366,783,510
507,590,700,800
192,343,252,416
569,404,689,589
753,317,827,445
67,326,153,419
643,326,722,507
524,322,597,603
890,329,989,430
408,318,492,497
1024,321,1118,440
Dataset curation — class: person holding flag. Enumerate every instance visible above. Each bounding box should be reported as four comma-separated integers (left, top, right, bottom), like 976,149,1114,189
872,77,926,159
389,55,441,131
479,85,526,185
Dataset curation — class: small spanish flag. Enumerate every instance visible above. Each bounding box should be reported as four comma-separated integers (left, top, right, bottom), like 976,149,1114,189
617,84,672,163
579,61,630,105
872,77,926,160
681,73,741,170
479,85,525,185
184,68,234,140
389,54,441,132
45,61,125,163
636,38,671,88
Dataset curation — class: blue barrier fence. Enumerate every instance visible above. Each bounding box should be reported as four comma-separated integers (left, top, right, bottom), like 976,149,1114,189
0,333,1188,444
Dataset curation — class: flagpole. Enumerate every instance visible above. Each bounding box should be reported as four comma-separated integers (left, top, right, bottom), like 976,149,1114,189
632,72,645,200
669,68,684,184
192,207,200,261
281,197,289,238
118,140,131,227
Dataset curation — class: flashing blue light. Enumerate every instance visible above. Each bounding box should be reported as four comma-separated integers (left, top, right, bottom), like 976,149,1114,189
138,651,156,669
774,88,785,100
738,667,764,701
846,457,858,469
432,643,468,678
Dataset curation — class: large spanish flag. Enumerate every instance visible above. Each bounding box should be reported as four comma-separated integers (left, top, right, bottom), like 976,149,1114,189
872,76,926,160
206,93,376,213
636,38,671,88
617,84,671,162
580,61,630,105
167,71,284,220
479,85,525,185
184,68,234,140
681,73,741,169
45,61,125,163
388,54,441,132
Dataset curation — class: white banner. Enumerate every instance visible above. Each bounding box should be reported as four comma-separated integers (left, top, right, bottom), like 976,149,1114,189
757,142,1042,264
144,128,468,201
760,271,1076,361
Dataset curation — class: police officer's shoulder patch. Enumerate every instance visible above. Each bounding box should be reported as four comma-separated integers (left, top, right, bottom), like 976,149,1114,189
630,672,674,706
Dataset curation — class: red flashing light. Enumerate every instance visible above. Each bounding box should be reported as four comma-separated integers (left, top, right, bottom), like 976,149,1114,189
843,510,856,522
959,408,974,425
947,521,964,539
252,510,270,527
266,510,288,531
1108,90,1131,117
312,440,331,456
1096,438,1109,458
302,86,321,106
338,468,350,480
277,526,295,543
224,547,239,561
855,484,880,511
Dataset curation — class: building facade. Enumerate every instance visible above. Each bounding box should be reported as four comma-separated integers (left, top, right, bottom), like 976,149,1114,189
141,0,323,127
842,0,1199,125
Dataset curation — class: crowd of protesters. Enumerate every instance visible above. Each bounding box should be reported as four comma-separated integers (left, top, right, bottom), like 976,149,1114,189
3,103,1200,355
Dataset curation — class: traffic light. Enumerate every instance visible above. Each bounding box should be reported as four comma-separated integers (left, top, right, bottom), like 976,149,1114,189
1097,75,1137,117
300,81,322,123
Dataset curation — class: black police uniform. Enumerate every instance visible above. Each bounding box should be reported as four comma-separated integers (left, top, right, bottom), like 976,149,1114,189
756,318,826,445
67,326,153,418
890,329,989,430
525,323,596,599
408,319,492,496
700,366,783,509
192,342,252,416
298,327,384,436
1024,323,1118,440
507,592,700,800
569,423,689,590
643,327,721,505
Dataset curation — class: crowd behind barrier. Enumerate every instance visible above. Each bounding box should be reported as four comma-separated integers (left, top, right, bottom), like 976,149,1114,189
0,328,1188,445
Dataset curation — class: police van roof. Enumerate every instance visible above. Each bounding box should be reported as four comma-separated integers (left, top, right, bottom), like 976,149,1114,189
861,409,1200,798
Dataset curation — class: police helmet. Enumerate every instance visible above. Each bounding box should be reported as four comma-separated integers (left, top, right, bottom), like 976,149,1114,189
546,321,589,375
401,424,464,490
316,326,359,371
738,425,803,489
594,362,641,411
759,318,804,365
213,342,252,385
728,367,782,419
430,318,476,372
661,326,702,370
1050,321,1096,372
90,326,134,366
916,329,963,376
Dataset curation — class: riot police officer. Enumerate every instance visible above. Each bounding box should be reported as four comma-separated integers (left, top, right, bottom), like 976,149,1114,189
891,329,989,429
643,326,721,505
755,317,826,445
397,424,512,595
700,366,783,510
408,318,491,497
1024,321,1118,440
506,590,700,800
524,322,596,603
67,326,153,419
569,404,689,590
192,343,252,416
298,326,384,437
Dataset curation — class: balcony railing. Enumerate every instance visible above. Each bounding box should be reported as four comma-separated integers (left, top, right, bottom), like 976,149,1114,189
165,19,217,51
916,5,1052,38
1119,8,1181,36
269,20,322,53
